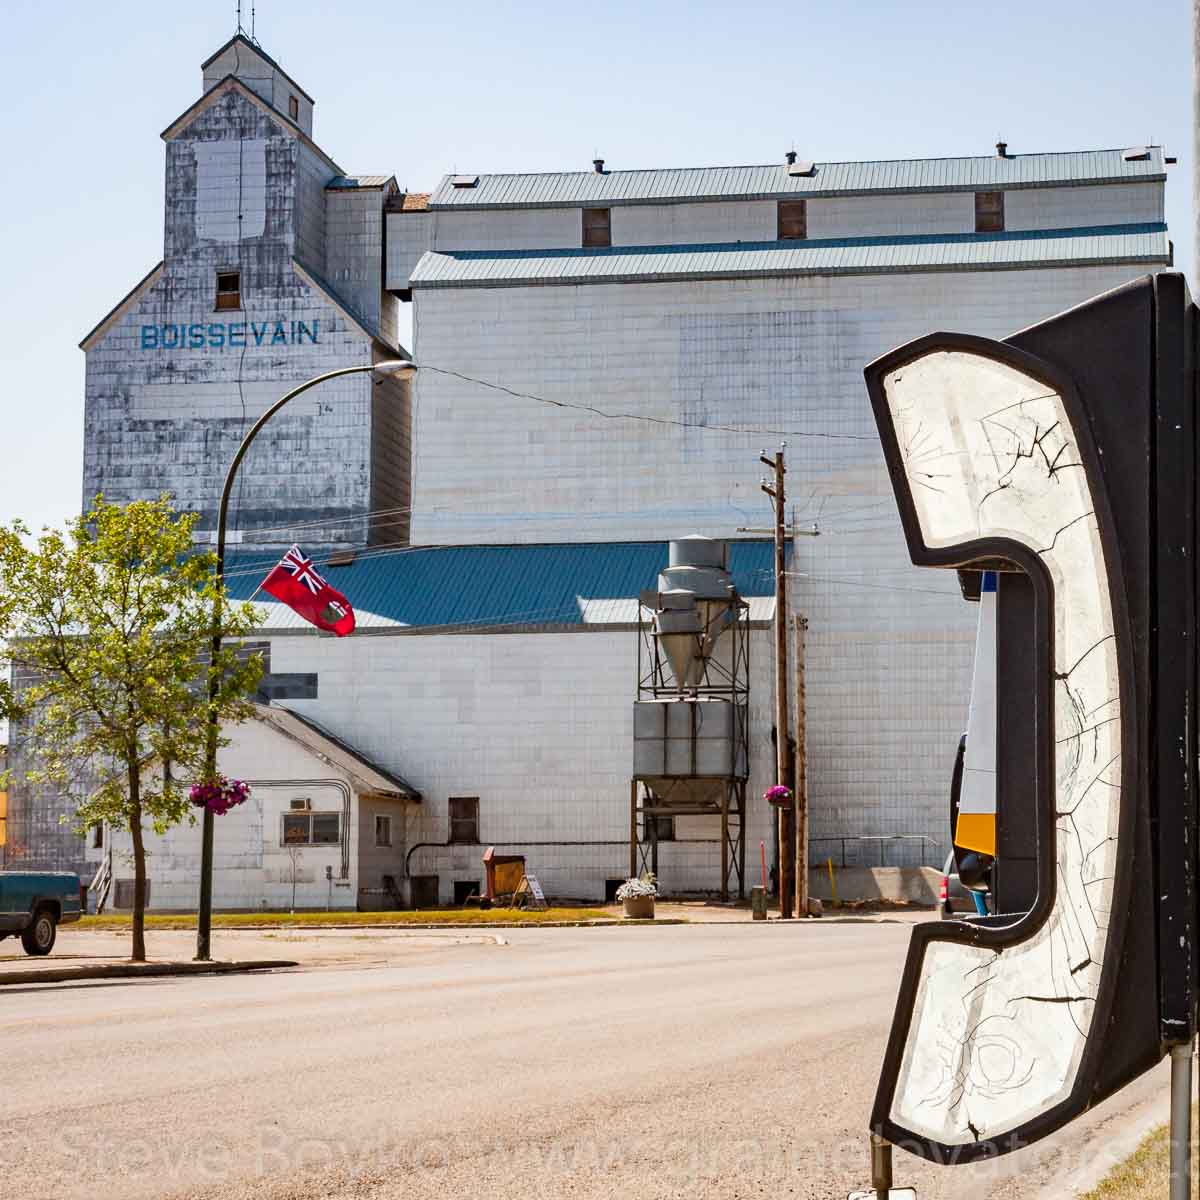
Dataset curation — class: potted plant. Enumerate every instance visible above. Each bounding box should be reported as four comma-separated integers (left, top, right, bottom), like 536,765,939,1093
617,874,657,919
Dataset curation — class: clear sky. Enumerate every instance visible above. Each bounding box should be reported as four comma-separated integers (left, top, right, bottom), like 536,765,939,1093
0,0,1190,531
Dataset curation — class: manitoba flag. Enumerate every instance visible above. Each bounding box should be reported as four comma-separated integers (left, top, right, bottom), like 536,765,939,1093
260,545,356,636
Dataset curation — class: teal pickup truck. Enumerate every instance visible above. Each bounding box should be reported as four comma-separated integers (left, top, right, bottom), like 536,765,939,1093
0,872,82,955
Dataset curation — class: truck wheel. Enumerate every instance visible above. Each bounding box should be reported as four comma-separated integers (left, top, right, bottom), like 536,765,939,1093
21,909,57,956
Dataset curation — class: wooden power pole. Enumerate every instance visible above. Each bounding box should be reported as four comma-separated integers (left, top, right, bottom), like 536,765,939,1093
761,447,794,919
794,614,809,917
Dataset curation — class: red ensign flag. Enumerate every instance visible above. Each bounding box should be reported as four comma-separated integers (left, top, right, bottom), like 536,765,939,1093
260,545,356,636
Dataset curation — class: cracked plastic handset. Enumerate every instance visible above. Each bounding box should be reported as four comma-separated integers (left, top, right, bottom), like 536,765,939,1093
868,341,1122,1154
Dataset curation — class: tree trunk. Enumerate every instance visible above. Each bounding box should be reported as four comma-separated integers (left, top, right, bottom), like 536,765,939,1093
128,757,147,962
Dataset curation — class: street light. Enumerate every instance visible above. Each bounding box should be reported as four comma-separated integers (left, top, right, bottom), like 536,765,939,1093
195,359,417,960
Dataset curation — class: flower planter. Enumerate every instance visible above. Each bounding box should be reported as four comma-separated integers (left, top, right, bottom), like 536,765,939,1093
623,895,655,920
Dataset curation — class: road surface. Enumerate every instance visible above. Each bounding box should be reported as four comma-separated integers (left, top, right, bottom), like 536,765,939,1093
0,919,1166,1199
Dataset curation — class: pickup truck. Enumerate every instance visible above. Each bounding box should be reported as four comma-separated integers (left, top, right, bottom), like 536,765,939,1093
0,872,82,955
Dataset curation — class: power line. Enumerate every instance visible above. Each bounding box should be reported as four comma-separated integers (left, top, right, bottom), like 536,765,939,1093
419,364,875,442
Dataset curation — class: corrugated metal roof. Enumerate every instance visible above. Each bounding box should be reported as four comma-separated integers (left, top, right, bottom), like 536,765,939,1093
223,541,777,633
409,223,1170,289
429,149,1166,209
254,704,421,798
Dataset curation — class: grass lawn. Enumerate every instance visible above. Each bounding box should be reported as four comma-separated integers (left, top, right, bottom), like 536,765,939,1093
1081,1115,1196,1199
78,907,613,930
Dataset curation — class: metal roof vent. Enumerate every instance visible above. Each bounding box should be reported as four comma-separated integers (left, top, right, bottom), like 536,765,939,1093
996,141,1009,158
786,158,815,177
785,150,797,166
593,158,606,174
1123,146,1151,161
450,175,479,189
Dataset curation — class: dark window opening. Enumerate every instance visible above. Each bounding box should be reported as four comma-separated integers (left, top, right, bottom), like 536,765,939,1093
448,796,479,844
375,814,392,847
282,812,341,846
288,94,299,121
777,200,807,240
582,207,612,248
215,270,241,311
91,824,104,850
410,875,439,908
453,880,479,905
646,815,675,842
975,190,1005,233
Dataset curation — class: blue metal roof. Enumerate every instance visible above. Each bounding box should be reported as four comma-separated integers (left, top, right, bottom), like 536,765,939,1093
222,540,778,632
429,149,1166,209
409,223,1170,289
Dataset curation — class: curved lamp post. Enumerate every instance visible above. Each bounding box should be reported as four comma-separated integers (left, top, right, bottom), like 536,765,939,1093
195,359,417,960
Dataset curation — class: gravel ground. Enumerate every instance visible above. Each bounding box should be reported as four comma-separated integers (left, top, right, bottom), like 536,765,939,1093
0,918,1167,1200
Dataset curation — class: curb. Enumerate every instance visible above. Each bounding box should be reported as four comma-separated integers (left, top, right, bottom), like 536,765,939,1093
0,959,299,986
76,918,690,932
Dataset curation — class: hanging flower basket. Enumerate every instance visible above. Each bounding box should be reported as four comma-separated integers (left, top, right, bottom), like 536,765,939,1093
189,776,251,816
763,785,793,806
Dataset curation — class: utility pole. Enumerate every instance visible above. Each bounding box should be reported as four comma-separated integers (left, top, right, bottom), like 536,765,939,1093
761,446,794,919
794,613,809,918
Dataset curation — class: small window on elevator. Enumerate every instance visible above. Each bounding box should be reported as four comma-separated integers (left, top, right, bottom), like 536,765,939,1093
777,200,807,240
288,94,300,122
215,270,241,312
975,191,1005,233
582,208,612,248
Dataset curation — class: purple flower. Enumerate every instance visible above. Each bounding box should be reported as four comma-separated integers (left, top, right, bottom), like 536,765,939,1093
763,785,792,804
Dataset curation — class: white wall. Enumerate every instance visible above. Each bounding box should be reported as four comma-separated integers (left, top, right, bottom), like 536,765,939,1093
384,182,1165,288
405,260,1161,861
261,626,778,902
408,264,1154,546
106,718,387,911
1005,181,1163,230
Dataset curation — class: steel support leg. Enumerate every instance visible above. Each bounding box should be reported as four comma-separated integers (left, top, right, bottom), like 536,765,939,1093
870,1133,892,1199
1170,1041,1194,1200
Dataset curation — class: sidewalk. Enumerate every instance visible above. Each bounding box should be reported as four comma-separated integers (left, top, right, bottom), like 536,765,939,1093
0,924,516,984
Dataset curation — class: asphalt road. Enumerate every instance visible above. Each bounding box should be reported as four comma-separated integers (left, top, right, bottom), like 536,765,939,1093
0,919,1168,1200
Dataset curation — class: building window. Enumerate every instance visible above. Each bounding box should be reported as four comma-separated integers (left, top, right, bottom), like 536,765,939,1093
215,270,241,311
647,815,675,842
91,824,104,850
453,880,479,905
777,200,807,240
282,811,341,846
975,191,1005,233
448,797,479,845
375,814,392,847
582,208,611,248
288,94,299,121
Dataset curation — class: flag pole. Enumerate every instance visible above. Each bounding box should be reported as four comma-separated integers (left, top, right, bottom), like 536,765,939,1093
194,359,416,960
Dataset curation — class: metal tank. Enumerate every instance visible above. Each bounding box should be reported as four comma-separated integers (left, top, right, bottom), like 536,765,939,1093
630,536,750,898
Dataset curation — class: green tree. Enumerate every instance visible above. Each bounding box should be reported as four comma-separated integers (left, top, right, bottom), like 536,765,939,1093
0,497,262,961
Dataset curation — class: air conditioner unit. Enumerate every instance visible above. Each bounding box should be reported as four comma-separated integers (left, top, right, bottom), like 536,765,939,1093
290,798,312,811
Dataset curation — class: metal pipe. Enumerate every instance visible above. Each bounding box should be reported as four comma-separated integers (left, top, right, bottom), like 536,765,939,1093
195,360,415,961
869,1133,893,1197
1170,1041,1193,1200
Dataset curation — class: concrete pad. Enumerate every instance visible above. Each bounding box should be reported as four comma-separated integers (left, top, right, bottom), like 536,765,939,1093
810,865,941,905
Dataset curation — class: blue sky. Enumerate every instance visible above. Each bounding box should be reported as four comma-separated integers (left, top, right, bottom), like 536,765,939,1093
0,0,1190,530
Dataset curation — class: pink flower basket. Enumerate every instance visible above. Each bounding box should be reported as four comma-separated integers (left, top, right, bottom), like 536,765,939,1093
189,776,251,816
